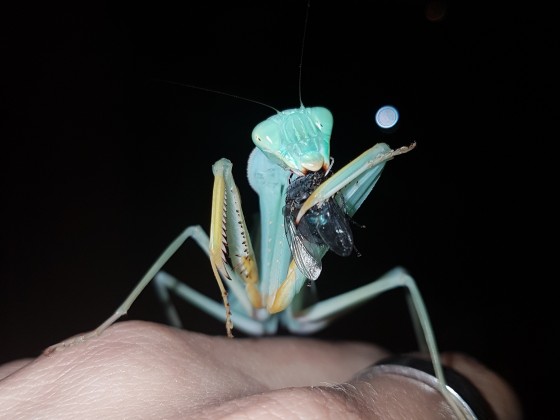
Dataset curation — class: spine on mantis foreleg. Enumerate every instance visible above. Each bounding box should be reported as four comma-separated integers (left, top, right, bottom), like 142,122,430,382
209,159,262,335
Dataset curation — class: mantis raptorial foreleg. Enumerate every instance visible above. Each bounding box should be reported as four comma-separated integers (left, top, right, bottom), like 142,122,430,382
46,156,271,352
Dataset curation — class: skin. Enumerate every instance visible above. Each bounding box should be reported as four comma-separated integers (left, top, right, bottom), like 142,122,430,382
0,321,522,419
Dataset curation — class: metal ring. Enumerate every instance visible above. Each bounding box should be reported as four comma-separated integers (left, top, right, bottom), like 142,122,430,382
366,356,497,420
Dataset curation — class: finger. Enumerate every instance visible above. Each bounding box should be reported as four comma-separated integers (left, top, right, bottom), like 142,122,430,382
199,353,522,420
204,333,391,389
196,372,458,420
87,321,390,390
0,321,389,418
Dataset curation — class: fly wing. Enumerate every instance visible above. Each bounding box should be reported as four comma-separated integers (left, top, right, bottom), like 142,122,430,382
284,213,324,281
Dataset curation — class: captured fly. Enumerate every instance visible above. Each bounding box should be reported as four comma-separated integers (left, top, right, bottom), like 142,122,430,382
284,168,354,281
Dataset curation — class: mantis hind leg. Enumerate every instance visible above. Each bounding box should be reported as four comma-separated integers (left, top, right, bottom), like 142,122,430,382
282,267,469,419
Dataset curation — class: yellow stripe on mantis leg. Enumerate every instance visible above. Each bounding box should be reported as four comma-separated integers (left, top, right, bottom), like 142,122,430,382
210,159,263,337
209,159,234,337
267,259,299,314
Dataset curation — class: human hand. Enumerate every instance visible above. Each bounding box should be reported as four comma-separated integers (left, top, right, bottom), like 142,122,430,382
0,321,521,419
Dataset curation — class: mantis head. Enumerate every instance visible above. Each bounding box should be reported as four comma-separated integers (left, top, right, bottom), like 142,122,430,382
251,106,333,176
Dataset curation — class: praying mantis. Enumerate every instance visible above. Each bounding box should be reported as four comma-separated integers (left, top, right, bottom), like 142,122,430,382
43,5,475,418
48,105,470,417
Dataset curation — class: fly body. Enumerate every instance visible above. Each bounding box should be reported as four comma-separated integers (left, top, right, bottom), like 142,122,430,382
284,168,354,282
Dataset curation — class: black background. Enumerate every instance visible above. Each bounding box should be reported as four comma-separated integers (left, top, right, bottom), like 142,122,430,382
1,1,552,418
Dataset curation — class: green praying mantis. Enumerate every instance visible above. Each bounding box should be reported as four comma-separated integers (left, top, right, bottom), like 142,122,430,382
45,5,475,419
48,104,471,417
